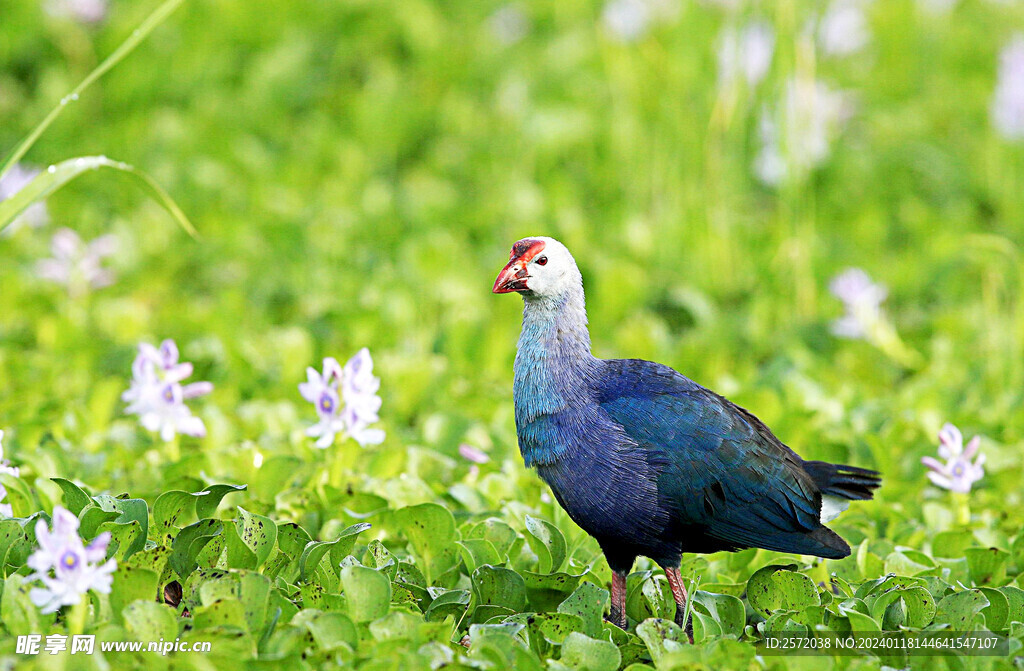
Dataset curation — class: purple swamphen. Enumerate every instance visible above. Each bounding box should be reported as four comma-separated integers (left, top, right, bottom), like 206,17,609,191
493,236,881,632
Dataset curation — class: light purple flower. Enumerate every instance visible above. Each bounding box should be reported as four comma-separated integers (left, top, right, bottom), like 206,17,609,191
718,21,775,89
0,164,48,233
0,430,21,518
300,358,346,448
27,507,116,614
35,228,117,295
340,349,385,446
459,443,490,464
829,268,888,339
603,0,651,42
817,0,871,57
992,34,1024,141
45,0,107,24
754,77,851,186
922,423,985,494
300,350,384,448
122,340,211,441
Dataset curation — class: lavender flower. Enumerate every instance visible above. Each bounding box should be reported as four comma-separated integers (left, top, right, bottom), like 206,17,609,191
35,228,117,296
829,268,888,339
817,0,871,57
0,430,21,518
458,443,490,464
992,34,1024,141
122,340,212,441
300,349,385,448
922,423,985,493
44,0,108,24
0,164,48,233
27,507,116,614
717,21,775,89
754,77,850,185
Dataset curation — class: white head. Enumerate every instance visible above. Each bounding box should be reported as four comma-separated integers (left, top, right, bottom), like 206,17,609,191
492,236,582,300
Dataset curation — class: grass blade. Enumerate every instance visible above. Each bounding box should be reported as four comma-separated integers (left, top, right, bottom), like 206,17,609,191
0,156,196,237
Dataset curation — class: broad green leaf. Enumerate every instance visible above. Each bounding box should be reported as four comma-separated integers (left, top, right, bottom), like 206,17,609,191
459,538,502,573
394,503,458,584
560,632,621,671
524,515,566,574
691,590,745,639
424,589,470,622
472,564,527,612
92,495,149,560
965,547,1010,586
111,566,159,624
194,484,247,520
51,478,92,516
297,522,372,582
558,581,609,638
153,490,209,532
123,601,179,642
232,507,277,569
635,618,689,665
0,474,34,518
522,571,583,612
934,590,990,629
170,518,223,579
533,611,585,645
340,564,391,622
299,610,358,650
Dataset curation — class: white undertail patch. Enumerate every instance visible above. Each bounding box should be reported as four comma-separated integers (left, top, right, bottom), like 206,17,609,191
819,494,850,523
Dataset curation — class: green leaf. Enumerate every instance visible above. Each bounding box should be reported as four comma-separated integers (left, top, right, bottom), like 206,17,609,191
467,518,520,559
560,632,621,671
524,515,567,574
394,503,458,584
0,519,30,576
459,538,502,573
340,564,391,622
472,564,527,611
0,474,34,518
111,566,159,624
1001,586,1024,626
522,571,584,612
557,581,608,638
124,601,179,642
194,484,247,520
51,478,92,516
0,574,52,637
233,507,277,569
170,518,223,579
154,490,209,533
746,564,818,618
934,590,990,629
965,547,1010,586
635,618,689,665
299,610,359,650
424,589,470,622
691,590,745,640
0,156,196,236
869,586,936,629
532,611,585,645
297,522,372,582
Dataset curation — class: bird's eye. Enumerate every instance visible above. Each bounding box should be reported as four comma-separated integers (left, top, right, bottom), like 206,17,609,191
536,256,548,266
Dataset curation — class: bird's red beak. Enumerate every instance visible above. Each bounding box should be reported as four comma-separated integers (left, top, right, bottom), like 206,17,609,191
492,259,529,294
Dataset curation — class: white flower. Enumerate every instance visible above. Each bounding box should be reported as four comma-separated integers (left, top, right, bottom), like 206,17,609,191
27,507,116,614
717,21,775,89
35,228,117,295
754,77,850,185
921,423,985,494
340,349,385,446
0,164,48,233
992,34,1024,141
122,340,211,441
45,0,107,23
299,350,385,448
828,268,888,339
817,0,871,57
0,430,21,518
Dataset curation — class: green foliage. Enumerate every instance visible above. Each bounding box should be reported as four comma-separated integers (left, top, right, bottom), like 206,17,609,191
2,0,1024,669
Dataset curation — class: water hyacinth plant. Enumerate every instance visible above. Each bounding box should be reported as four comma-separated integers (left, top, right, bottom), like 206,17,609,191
27,507,116,615
300,348,384,448
717,21,775,90
122,339,212,441
922,423,985,526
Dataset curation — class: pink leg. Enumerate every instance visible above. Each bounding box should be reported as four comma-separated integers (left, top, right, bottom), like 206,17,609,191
608,571,627,629
664,566,694,643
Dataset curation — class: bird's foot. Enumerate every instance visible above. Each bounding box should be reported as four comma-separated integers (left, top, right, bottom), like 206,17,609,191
606,605,627,630
673,608,694,644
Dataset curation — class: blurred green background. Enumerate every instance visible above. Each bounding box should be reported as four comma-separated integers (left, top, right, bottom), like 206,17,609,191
1,0,1023,538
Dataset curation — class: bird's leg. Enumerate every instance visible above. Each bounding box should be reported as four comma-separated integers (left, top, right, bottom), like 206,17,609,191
664,567,694,644
607,570,627,629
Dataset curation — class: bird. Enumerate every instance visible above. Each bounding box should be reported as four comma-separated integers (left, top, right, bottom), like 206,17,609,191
492,236,881,633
